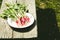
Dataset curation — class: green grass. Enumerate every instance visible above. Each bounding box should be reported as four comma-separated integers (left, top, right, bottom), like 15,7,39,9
36,0,60,32
56,13,60,22
56,13,60,31
0,0,2,8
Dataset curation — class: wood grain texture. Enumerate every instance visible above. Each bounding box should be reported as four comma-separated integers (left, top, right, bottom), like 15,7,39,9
0,0,15,38
0,0,16,14
12,0,24,38
13,31,24,38
23,0,37,38
0,0,37,38
0,18,12,38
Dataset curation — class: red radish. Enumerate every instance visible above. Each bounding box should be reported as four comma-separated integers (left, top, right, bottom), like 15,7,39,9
16,18,21,26
23,16,27,20
27,17,30,22
16,16,30,26
16,20,19,26
21,21,25,25
20,17,25,22
16,20,18,24
24,16,30,22
20,17,26,25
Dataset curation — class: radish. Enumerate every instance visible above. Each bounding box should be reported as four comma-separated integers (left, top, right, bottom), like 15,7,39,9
20,17,25,22
16,20,18,24
20,17,26,25
16,16,30,26
23,16,30,22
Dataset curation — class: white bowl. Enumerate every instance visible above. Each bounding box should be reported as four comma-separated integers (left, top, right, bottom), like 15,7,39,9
7,13,34,28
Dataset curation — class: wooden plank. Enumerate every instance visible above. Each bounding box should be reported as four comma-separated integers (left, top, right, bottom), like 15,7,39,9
12,0,25,38
13,0,37,38
23,26,37,38
17,0,25,3
0,0,37,38
0,0,16,38
1,0,16,11
0,18,12,38
23,0,37,38
13,31,24,38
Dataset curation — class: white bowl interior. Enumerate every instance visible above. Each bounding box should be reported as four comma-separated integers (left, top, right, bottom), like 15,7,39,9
7,13,34,28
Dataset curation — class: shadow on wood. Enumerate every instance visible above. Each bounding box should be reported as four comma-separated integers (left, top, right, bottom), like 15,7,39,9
10,20,36,33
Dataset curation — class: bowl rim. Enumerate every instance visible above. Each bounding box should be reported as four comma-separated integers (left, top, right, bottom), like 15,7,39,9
7,13,35,28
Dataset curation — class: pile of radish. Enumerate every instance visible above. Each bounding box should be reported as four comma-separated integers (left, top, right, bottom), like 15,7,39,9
16,16,30,26
0,3,32,27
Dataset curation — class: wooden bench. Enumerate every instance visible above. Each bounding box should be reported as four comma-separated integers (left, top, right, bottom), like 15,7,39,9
0,0,37,38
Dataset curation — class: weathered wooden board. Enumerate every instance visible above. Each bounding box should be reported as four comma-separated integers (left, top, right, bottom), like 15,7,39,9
23,0,37,38
0,0,15,38
0,18,12,38
13,0,37,38
0,0,37,38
